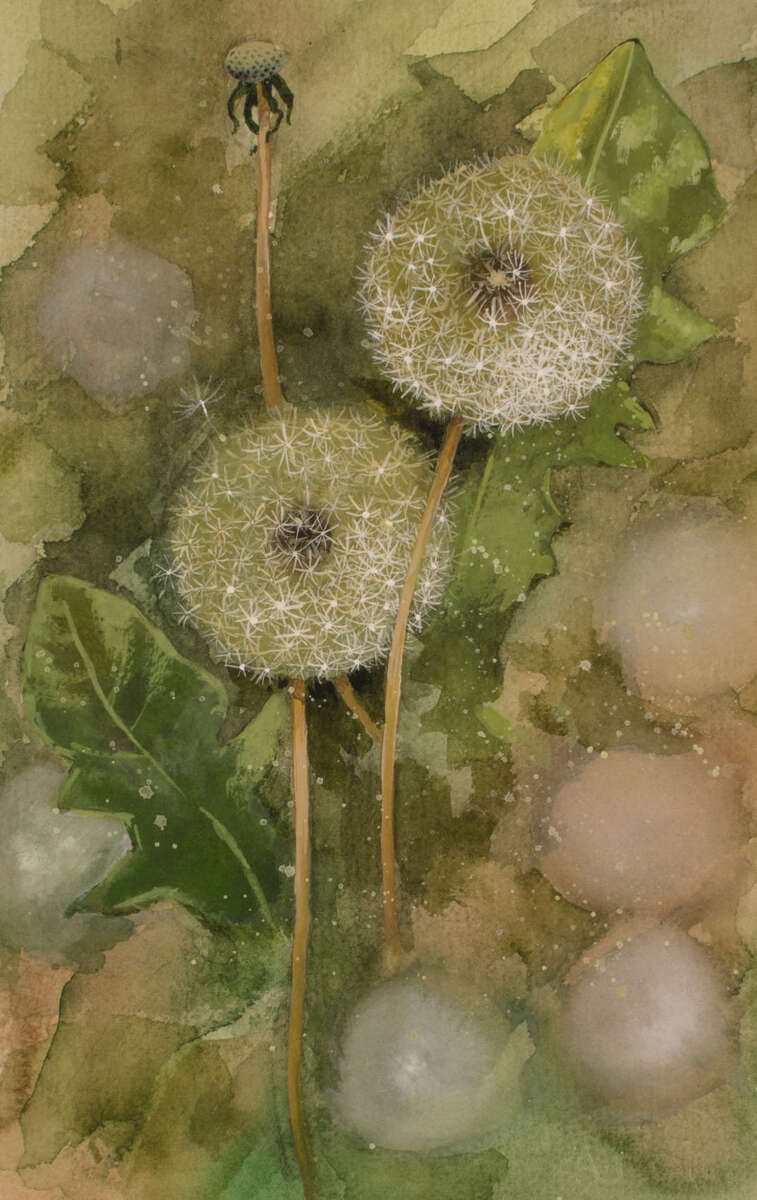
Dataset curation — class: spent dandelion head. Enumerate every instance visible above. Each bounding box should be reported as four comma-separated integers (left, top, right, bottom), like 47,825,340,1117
358,155,644,433
168,407,452,681
224,39,294,141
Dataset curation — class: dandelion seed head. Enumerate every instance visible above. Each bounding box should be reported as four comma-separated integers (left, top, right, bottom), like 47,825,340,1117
358,156,643,433
168,407,453,680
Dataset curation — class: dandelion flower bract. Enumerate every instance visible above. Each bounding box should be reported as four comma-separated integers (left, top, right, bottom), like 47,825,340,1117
359,156,643,432
168,407,452,680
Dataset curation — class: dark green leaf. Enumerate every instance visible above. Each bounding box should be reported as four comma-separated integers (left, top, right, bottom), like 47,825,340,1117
446,381,650,616
23,576,288,925
533,40,724,363
412,383,651,755
632,284,719,364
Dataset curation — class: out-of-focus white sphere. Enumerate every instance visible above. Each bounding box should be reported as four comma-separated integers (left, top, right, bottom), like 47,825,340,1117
563,926,734,1116
539,750,746,913
599,513,757,704
0,764,130,956
331,975,516,1151
38,238,195,401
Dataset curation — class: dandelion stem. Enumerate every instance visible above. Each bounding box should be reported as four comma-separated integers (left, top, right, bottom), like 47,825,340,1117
334,675,383,744
288,678,316,1200
380,416,464,972
255,84,285,413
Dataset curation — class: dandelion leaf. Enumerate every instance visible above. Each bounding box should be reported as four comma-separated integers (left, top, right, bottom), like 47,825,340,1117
633,284,719,365
533,39,724,362
413,382,651,754
22,576,288,925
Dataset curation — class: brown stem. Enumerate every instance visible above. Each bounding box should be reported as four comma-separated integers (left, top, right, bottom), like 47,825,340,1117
255,85,285,413
380,416,465,972
333,675,383,744
288,679,316,1200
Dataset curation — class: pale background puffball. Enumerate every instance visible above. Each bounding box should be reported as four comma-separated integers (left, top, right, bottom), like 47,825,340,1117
539,749,746,913
0,763,130,957
37,238,195,401
331,975,517,1152
563,926,734,1116
598,513,757,705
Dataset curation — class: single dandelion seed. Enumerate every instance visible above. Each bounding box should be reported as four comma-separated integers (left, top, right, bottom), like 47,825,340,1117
175,376,226,420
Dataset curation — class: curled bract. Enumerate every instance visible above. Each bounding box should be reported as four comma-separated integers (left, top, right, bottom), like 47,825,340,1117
168,407,452,680
359,155,643,432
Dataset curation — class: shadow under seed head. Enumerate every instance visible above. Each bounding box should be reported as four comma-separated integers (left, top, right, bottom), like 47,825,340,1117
272,506,335,571
466,246,536,324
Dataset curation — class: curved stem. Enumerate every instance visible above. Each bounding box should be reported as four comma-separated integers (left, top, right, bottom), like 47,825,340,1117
334,675,383,744
380,416,465,972
255,84,285,413
288,679,315,1200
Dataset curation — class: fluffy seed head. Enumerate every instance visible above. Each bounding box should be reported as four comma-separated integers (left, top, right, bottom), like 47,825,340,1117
563,926,733,1116
599,510,757,704
168,407,452,680
224,40,286,83
359,155,643,433
539,749,746,914
332,975,516,1151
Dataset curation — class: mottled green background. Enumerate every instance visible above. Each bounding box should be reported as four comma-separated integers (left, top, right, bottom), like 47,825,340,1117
2,0,757,1196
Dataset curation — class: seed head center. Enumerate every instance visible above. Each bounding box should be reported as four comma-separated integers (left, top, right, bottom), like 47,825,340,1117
272,505,335,571
467,246,535,324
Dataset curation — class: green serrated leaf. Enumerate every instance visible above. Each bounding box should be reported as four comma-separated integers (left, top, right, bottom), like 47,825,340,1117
412,383,649,754
633,284,719,364
23,575,228,782
23,576,289,925
532,40,723,367
533,40,725,274
447,382,648,616
226,691,290,805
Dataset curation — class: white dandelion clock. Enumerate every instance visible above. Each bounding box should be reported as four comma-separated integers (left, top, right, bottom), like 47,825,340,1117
564,927,734,1116
168,407,452,680
359,156,643,432
332,975,518,1152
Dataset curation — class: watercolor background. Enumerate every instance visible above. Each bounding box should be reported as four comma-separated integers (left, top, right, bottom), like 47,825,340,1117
1,0,757,1197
